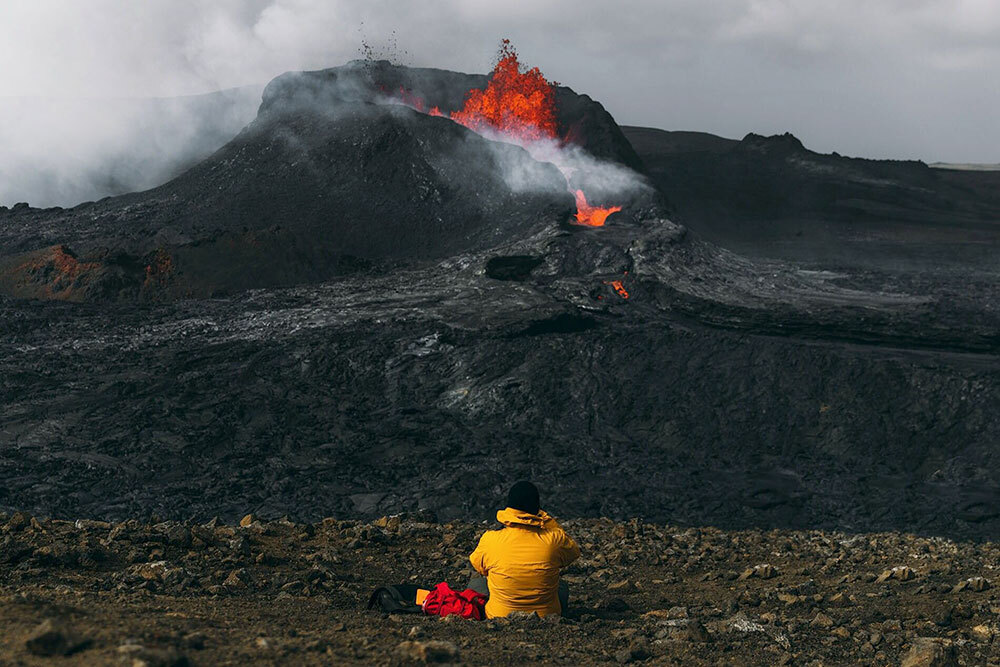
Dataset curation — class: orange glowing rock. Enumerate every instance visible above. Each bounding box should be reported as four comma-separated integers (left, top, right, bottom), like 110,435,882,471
609,280,629,299
574,190,622,227
450,39,558,143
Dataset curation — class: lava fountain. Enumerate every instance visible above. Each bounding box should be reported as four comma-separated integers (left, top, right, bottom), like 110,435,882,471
450,40,559,143
397,40,623,226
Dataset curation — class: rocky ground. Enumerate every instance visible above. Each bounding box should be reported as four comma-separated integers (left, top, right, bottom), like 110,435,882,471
2,511,999,665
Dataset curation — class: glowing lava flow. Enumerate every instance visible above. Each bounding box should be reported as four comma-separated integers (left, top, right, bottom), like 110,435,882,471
450,39,558,143
574,190,622,227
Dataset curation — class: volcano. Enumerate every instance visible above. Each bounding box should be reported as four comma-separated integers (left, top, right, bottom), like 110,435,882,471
0,53,651,301
1,52,999,542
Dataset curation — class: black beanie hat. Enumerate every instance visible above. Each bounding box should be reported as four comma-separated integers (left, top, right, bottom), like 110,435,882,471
507,481,540,515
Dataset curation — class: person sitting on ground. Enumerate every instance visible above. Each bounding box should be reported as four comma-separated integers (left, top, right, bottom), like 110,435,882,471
468,481,581,618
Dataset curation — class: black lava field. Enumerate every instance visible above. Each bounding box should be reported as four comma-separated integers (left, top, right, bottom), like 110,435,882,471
2,60,999,540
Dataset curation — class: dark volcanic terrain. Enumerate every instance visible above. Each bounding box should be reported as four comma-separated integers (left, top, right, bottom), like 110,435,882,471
624,126,1000,273
1,60,999,546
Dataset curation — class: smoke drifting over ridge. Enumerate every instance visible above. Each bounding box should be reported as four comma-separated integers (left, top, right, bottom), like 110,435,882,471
2,0,999,206
0,89,262,208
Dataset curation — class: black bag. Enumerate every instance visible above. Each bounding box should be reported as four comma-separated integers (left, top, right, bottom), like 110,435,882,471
366,584,424,614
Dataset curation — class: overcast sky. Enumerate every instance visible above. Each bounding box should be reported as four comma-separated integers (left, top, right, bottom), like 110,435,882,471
1,0,997,163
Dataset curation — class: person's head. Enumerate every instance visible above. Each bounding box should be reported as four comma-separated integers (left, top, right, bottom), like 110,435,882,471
507,481,540,515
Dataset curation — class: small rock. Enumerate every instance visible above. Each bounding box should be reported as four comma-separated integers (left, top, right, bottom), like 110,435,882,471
133,561,170,581
828,592,851,606
674,619,711,642
5,511,30,532
953,576,990,593
882,619,903,632
738,564,778,581
240,514,255,527
608,579,635,592
642,607,687,620
164,525,191,547
127,647,190,667
811,612,835,628
900,637,957,667
614,640,650,664
228,535,251,555
224,568,250,590
729,613,767,633
118,643,146,655
25,620,91,657
971,624,994,641
395,640,460,663
875,566,915,584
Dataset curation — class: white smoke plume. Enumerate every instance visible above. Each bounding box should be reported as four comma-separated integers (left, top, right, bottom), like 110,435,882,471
0,90,262,208
486,131,652,204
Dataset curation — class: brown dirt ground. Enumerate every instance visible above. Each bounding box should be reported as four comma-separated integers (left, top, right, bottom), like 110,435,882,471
2,512,1000,665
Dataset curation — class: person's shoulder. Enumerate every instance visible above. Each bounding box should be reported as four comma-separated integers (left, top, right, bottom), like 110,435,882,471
541,517,569,537
544,518,576,541
476,527,504,544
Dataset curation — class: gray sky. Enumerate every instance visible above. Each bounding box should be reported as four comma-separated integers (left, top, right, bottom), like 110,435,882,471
1,0,997,163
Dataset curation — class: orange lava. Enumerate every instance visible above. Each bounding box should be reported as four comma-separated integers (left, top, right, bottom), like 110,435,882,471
609,280,629,299
450,39,558,143
574,190,622,227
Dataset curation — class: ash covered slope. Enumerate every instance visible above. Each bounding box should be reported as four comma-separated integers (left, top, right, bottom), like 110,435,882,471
0,85,573,301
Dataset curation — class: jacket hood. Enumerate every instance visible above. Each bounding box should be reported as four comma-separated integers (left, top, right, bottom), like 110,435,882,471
496,507,553,528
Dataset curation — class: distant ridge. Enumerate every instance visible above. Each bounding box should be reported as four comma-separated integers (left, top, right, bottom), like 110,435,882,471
930,162,1000,171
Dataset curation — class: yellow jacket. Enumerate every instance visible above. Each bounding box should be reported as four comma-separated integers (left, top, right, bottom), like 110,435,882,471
469,508,581,618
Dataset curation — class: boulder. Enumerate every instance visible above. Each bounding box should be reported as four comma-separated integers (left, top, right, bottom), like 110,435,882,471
394,640,460,663
25,620,91,657
900,638,957,667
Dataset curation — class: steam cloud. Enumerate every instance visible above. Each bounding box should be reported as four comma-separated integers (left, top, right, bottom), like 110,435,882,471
478,128,653,205
2,0,999,206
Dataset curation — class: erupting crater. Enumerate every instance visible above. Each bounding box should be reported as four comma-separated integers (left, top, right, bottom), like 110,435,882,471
401,39,625,226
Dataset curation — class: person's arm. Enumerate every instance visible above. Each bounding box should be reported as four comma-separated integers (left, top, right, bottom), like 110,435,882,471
556,530,581,568
469,532,492,575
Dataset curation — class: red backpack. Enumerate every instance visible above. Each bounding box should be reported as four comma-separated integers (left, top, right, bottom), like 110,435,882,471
421,582,487,620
